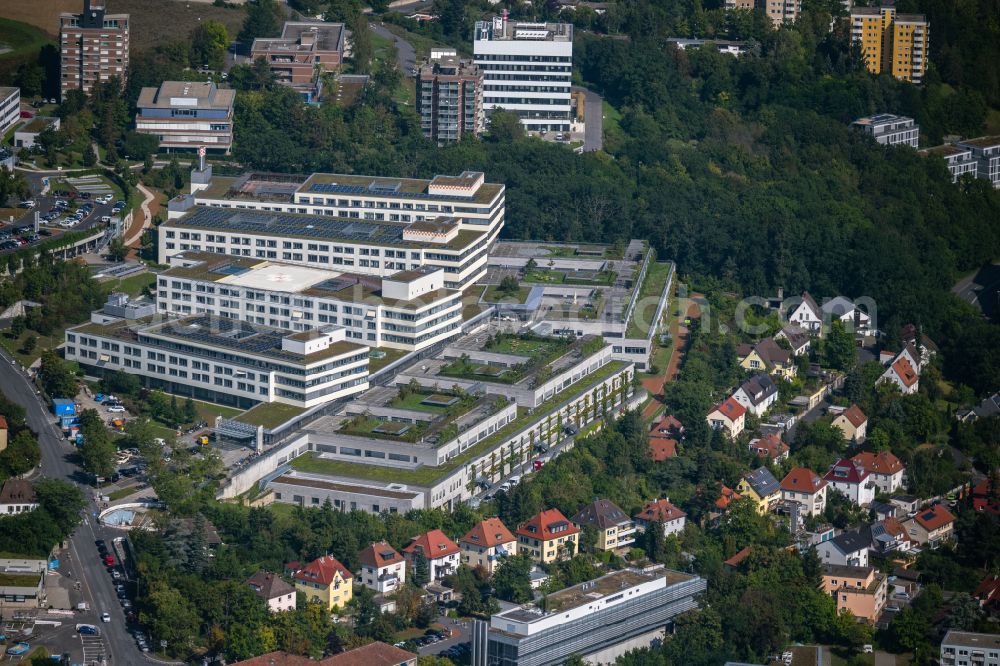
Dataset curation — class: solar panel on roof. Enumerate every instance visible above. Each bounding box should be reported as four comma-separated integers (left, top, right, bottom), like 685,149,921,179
921,510,936,520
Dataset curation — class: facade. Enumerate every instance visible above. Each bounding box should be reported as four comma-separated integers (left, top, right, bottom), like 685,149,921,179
517,509,579,563
737,338,795,380
0,415,7,452
460,518,517,575
14,117,60,150
357,541,406,595
850,7,928,83
571,499,636,552
251,21,345,87
0,87,20,136
824,458,877,506
158,252,462,352
903,504,955,547
955,136,1000,189
246,571,297,613
821,564,888,623
832,404,868,443
65,315,369,410
919,145,979,183
59,0,129,98
0,559,47,613
633,499,686,537
737,467,781,515
780,467,827,517
473,16,574,133
417,50,484,143
941,631,1000,666
292,555,353,610
135,81,235,153
775,325,811,355
474,566,706,666
852,114,920,147
0,479,38,515
819,529,870,568
852,451,906,493
707,397,746,439
787,292,823,333
403,529,461,581
761,0,801,27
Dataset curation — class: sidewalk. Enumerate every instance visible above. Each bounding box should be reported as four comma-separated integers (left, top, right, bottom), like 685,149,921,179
641,292,703,419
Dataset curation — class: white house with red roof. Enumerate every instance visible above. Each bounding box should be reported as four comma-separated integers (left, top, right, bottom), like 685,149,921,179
357,541,406,595
460,517,517,575
748,432,789,462
707,397,746,439
851,451,906,493
824,458,877,506
780,467,828,516
878,355,920,395
903,504,955,547
633,498,687,537
402,529,461,581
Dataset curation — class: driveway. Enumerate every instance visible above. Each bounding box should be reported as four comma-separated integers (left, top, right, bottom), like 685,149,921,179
572,86,604,152
371,23,416,74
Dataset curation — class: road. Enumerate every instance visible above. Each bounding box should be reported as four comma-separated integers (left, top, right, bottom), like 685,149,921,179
0,349,161,665
371,23,416,74
572,86,604,152
952,261,1000,321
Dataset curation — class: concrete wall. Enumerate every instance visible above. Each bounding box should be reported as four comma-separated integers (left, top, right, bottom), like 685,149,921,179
218,434,311,499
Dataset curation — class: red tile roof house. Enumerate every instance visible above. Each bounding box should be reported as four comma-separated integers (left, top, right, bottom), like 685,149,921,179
903,504,955,548
402,529,461,582
633,498,687,537
780,467,828,517
851,451,906,493
357,541,406,595
648,415,682,461
878,354,920,395
824,458,877,507
972,478,1000,516
228,642,417,666
749,432,790,462
460,517,517,575
974,574,1000,615
715,485,742,510
706,397,746,439
516,508,580,563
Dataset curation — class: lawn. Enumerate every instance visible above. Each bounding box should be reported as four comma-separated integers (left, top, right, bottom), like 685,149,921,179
626,262,673,339
0,329,65,366
187,397,243,423
391,391,455,413
107,487,136,502
0,572,39,586
382,23,456,61
0,17,51,63
369,347,408,374
525,268,566,284
483,284,532,304
103,271,156,298
602,99,623,135
486,333,569,359
236,402,306,430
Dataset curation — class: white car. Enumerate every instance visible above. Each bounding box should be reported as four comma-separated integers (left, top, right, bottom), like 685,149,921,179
106,405,126,413
100,216,111,223
100,612,111,623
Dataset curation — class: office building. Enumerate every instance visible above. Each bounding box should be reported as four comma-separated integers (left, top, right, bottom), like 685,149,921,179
0,87,20,136
135,81,235,153
955,136,1000,189
473,14,573,133
157,252,463,352
64,314,369,410
918,145,978,183
851,114,919,147
940,630,1000,666
251,21,345,100
59,0,129,98
850,7,928,83
417,49,484,143
472,566,706,666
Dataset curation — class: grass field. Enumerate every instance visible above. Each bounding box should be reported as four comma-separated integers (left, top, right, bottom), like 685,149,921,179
103,271,156,298
0,329,64,366
626,262,672,338
0,17,51,62
483,284,532,304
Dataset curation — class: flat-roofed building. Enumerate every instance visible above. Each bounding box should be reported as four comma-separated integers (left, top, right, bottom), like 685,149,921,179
821,564,888,623
59,0,129,98
955,136,1000,189
472,566,706,666
64,314,368,409
852,114,919,147
940,630,1000,666
157,252,462,351
251,21,345,98
417,51,484,143
0,558,47,613
918,145,978,183
850,7,928,83
473,16,573,133
135,81,235,153
0,87,20,136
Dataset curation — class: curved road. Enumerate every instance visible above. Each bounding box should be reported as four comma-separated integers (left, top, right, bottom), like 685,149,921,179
371,23,416,74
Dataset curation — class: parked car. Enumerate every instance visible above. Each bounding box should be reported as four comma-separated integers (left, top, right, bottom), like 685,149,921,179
6,642,30,655
100,612,111,623
77,625,99,635
106,405,126,413
103,554,115,566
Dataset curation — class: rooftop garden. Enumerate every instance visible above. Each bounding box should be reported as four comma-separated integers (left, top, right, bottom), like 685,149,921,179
439,332,576,385
235,402,306,430
524,268,616,287
626,261,672,339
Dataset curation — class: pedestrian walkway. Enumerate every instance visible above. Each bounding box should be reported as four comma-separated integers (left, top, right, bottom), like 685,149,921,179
80,633,106,664
641,291,704,419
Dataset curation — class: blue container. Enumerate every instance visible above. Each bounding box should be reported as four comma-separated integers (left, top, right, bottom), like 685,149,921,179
52,399,76,416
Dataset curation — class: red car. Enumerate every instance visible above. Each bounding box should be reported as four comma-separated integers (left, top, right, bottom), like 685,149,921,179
102,554,115,566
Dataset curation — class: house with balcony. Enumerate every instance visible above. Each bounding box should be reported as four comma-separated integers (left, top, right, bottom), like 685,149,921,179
633,498,686,537
707,397,746,439
460,518,517,575
821,564,888,623
868,517,912,556
293,555,353,610
571,499,636,552
358,541,406,595
824,458,877,506
940,630,1000,666
780,467,827,517
402,529,461,582
517,509,580,563
851,450,906,493
737,467,781,515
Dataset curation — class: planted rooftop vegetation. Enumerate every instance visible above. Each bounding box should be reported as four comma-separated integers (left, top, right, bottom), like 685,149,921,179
439,333,604,386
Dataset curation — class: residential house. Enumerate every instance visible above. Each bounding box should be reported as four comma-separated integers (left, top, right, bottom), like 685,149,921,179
870,500,899,521
724,546,753,571
890,494,921,516
715,485,742,511
737,338,796,381
402,529,461,582
292,555,353,610
974,575,1000,615
899,324,938,366
774,325,811,356
780,467,828,517
571,499,636,552
787,292,823,333
0,415,7,451
459,518,517,575
819,529,870,568
736,467,781,514
516,509,580,563
821,296,871,334
633,498,687,537
707,398,746,439
648,414,682,461
972,478,1000,516
821,564,888,623
651,415,684,439
831,404,868,444
0,479,38,515
878,354,920,394
903,504,955,547
824,458,877,506
732,373,779,417
246,571,296,613
868,517,912,556
648,437,678,461
852,451,906,493
748,432,789,462
227,642,417,666
357,541,406,595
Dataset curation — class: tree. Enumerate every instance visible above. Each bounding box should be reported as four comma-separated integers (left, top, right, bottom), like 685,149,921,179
239,0,284,45
79,409,117,478
190,21,230,70
107,237,128,262
20,335,37,355
348,15,373,75
184,397,199,424
492,554,533,603
498,275,520,296
8,316,25,338
486,110,525,143
39,351,77,398
824,320,856,371
34,478,85,535
141,582,201,656
0,430,41,479
82,144,97,167
412,552,430,587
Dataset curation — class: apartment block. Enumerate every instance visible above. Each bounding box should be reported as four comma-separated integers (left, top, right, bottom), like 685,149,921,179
417,50,484,143
918,145,978,182
940,631,1000,666
955,136,1000,189
724,0,798,27
158,252,463,352
473,15,573,133
821,564,888,623
571,499,636,552
851,114,919,147
0,87,20,136
59,0,129,98
135,82,235,153
850,7,928,83
251,21,345,99
64,315,369,410
472,566,706,666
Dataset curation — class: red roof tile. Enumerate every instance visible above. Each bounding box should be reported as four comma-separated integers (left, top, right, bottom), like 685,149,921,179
780,467,826,493
517,508,580,542
749,432,789,460
839,404,867,428
292,555,352,587
890,357,919,387
913,504,954,531
852,451,904,476
0,415,8,429
710,397,746,421
824,458,870,485
724,546,752,568
648,437,678,461
634,499,686,523
402,529,460,560
715,485,741,509
460,518,516,549
357,541,404,570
